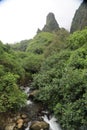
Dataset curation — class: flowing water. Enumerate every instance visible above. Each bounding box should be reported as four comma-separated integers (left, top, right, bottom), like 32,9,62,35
43,115,61,130
22,87,61,130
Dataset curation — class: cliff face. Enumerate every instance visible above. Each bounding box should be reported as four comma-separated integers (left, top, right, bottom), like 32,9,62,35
70,1,87,33
42,12,60,32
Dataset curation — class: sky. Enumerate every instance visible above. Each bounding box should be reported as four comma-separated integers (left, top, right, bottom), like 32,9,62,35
0,0,83,44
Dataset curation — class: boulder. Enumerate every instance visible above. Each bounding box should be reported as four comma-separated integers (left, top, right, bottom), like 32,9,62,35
16,119,24,128
30,121,49,130
14,115,29,130
5,123,15,130
21,114,27,119
28,90,39,99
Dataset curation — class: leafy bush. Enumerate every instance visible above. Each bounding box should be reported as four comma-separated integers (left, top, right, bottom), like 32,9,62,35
68,28,87,50
0,73,27,112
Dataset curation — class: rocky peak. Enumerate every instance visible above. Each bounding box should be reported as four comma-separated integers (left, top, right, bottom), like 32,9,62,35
70,0,87,33
42,12,60,32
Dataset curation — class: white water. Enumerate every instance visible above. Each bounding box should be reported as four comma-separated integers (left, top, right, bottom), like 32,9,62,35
22,86,33,105
25,122,31,130
43,115,61,130
24,87,61,130
24,87,30,95
26,100,32,105
25,115,61,130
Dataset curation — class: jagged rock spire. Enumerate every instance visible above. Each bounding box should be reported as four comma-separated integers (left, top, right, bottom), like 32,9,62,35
42,12,60,32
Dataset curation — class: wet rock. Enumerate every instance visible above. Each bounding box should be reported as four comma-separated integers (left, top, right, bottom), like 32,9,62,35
13,114,29,130
16,119,24,129
21,114,27,119
13,114,21,122
30,121,49,130
28,90,39,100
5,123,15,130
13,125,25,130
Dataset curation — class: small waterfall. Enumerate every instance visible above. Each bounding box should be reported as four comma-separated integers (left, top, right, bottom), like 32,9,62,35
25,114,61,130
23,87,30,95
23,87,61,130
21,86,33,105
43,115,61,130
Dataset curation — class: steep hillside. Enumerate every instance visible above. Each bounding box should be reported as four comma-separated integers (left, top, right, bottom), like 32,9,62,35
26,32,55,53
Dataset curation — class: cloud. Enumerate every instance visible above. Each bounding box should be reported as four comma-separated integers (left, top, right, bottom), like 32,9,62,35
0,0,82,43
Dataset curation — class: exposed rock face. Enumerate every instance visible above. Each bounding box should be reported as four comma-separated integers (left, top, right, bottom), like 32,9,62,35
42,12,60,32
70,1,87,33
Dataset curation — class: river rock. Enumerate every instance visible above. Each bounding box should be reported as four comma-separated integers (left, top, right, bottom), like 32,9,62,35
21,114,27,119
16,119,24,128
5,123,15,130
13,115,29,130
28,90,39,99
30,121,49,130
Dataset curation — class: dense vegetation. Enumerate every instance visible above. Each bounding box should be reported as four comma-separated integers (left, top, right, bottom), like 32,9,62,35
0,25,87,130
31,28,87,130
0,42,27,112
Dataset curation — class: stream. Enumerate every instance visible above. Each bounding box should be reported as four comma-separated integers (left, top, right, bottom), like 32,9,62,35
22,86,61,130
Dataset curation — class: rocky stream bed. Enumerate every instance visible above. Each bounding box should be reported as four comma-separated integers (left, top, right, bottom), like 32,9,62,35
0,87,61,130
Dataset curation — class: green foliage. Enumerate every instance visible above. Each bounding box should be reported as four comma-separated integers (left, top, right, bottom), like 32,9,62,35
23,53,44,74
26,32,55,54
0,73,27,112
0,41,4,54
32,28,87,130
68,28,87,50
0,65,5,76
10,39,31,51
0,42,28,112
44,28,69,56
68,48,87,69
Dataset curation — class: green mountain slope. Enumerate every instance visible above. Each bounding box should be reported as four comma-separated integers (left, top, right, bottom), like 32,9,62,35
26,32,55,53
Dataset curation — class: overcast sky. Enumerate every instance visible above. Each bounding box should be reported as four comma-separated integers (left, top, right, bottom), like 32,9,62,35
0,0,82,43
